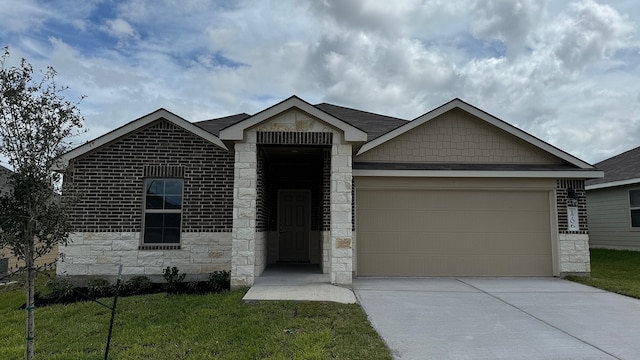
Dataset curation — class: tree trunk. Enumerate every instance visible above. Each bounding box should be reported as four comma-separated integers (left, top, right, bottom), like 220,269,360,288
25,236,35,360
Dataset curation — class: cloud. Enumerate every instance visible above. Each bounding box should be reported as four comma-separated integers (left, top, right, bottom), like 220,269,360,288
553,0,635,70
101,18,139,41
471,0,547,58
0,0,51,34
1,0,639,164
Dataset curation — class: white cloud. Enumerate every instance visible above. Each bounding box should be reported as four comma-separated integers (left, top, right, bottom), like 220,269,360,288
471,0,547,57
101,18,139,41
0,0,50,34
553,0,635,70
1,0,639,164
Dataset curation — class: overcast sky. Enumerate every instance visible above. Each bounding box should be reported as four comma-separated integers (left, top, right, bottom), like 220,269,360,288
1,0,639,164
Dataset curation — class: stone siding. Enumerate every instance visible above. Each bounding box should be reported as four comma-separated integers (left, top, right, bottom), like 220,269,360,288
58,232,231,278
231,139,258,287
558,234,591,273
330,142,353,285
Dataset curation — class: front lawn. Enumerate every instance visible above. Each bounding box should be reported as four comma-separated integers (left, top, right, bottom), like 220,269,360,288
0,276,391,360
567,248,640,299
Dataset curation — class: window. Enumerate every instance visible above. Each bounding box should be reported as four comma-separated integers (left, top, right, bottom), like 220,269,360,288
143,179,183,244
631,190,640,228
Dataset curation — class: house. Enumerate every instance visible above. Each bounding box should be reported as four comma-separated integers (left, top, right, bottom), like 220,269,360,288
55,96,602,287
0,165,59,275
586,146,640,250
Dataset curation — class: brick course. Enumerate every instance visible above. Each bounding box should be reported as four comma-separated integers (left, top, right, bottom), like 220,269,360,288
66,119,234,234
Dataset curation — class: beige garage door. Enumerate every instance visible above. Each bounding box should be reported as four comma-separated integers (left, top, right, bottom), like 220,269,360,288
357,187,553,276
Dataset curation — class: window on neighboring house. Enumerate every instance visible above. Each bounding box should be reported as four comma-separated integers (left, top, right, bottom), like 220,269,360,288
631,190,640,228
143,179,183,244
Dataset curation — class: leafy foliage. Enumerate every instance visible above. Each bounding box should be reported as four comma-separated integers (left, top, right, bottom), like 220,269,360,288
0,47,84,360
162,266,186,294
123,275,153,295
0,46,84,272
45,277,74,301
86,277,113,298
208,270,230,292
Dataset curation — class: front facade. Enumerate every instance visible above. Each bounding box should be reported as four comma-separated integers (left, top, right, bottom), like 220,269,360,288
586,146,640,250
56,96,602,286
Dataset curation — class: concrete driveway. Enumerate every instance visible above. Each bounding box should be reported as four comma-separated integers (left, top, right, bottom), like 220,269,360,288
354,278,640,360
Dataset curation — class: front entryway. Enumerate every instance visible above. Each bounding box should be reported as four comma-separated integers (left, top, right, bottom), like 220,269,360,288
278,190,310,263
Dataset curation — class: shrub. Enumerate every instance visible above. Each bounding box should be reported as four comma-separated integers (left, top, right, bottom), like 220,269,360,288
46,277,74,300
122,275,152,295
162,267,185,294
87,277,112,298
208,270,230,292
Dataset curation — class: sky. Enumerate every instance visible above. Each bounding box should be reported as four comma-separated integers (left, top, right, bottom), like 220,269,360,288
0,0,639,164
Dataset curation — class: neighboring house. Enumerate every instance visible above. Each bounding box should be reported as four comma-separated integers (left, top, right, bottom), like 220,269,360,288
55,96,602,287
586,146,640,250
0,165,59,274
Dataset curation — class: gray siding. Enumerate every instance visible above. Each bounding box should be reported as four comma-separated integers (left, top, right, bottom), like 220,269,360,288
587,186,640,249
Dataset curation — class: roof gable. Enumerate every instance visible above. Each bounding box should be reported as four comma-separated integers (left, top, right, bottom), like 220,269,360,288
219,96,367,142
356,107,565,165
357,98,594,169
55,108,227,170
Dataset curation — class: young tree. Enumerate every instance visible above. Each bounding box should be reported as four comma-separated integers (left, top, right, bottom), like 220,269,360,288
0,47,84,360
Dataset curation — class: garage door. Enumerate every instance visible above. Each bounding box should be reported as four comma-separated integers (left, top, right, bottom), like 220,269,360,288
356,186,553,276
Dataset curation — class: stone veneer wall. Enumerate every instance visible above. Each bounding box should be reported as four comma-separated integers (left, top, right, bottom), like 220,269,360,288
231,137,260,287
57,232,231,280
556,179,590,274
330,141,353,285
59,119,235,278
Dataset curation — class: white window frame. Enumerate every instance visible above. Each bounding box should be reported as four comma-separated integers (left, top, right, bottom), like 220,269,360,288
630,189,640,229
142,178,184,245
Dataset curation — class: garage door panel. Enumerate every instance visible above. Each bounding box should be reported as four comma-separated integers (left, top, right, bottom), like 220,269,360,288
358,231,551,254
357,187,553,276
360,253,552,276
358,190,549,211
358,209,550,233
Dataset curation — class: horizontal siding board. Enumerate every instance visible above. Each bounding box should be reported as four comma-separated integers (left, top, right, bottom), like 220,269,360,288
587,186,640,249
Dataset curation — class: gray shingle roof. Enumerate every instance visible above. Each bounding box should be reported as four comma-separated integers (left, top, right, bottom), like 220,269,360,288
193,103,408,140
314,103,408,140
194,113,251,136
586,145,640,186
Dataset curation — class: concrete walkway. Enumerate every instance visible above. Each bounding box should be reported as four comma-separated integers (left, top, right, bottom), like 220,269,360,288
242,265,356,304
354,278,640,360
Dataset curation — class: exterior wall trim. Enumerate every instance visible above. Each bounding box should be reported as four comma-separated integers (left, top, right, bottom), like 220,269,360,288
586,177,640,190
353,169,603,178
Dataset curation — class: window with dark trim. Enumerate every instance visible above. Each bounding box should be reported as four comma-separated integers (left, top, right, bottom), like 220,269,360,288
631,190,640,228
143,179,183,244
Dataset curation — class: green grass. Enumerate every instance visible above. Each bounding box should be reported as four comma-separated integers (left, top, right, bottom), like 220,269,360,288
567,248,640,299
0,277,391,360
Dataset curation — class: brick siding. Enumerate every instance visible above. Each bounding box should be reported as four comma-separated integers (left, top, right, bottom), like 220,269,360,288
65,119,234,233
557,179,588,234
